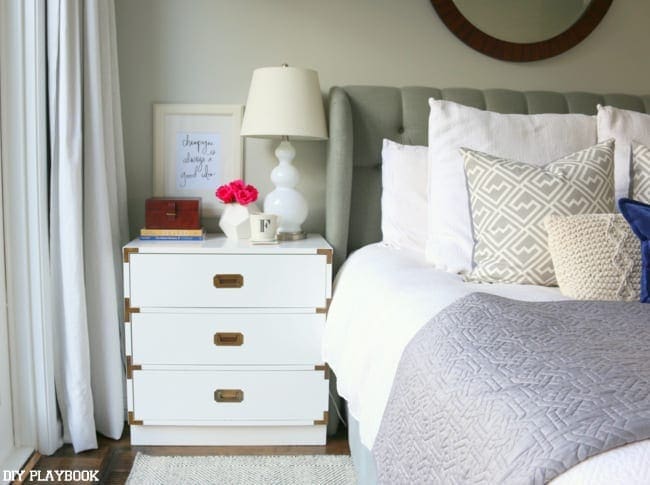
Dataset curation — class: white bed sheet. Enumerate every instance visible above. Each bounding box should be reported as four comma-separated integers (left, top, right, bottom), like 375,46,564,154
323,243,650,483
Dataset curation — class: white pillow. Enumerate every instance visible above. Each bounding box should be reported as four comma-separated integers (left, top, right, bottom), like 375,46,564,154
597,105,650,201
381,139,428,255
426,98,596,273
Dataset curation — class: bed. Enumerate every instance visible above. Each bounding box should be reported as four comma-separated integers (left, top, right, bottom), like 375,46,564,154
323,87,650,484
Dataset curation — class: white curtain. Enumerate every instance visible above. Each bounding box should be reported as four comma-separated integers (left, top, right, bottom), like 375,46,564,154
48,0,129,452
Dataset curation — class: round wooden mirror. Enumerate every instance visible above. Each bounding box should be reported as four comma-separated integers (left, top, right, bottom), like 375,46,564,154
431,0,613,62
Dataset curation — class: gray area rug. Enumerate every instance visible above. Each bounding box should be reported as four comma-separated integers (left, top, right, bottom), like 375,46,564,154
126,453,357,485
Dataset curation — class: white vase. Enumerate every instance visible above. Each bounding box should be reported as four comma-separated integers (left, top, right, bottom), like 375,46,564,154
219,203,258,240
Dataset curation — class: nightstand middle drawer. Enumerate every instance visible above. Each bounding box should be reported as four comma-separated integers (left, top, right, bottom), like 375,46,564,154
130,313,325,365
128,253,328,308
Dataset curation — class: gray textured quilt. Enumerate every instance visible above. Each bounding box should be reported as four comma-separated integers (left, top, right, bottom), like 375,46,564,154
373,293,650,484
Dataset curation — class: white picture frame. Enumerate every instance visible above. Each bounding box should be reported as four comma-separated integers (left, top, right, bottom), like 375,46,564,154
153,104,243,217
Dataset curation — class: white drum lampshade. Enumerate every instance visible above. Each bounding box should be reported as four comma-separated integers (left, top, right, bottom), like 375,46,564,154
240,65,328,240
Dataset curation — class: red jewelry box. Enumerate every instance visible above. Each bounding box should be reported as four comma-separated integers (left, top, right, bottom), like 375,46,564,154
145,197,202,229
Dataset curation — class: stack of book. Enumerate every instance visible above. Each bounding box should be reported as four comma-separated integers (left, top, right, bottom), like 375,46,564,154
139,228,206,241
141,197,205,241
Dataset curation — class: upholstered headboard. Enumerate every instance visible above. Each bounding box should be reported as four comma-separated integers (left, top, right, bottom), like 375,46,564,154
325,86,650,270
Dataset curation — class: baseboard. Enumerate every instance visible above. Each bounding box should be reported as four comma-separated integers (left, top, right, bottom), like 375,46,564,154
130,425,326,446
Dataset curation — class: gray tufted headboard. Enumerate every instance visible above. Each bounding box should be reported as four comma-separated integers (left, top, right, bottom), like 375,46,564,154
325,86,650,271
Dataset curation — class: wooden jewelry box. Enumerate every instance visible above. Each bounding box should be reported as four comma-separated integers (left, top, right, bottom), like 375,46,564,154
145,197,201,229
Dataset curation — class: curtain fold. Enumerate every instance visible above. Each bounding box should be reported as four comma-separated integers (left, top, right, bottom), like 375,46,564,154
48,0,128,453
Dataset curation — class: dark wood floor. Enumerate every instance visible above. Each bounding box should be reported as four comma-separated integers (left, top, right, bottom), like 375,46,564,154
25,426,350,485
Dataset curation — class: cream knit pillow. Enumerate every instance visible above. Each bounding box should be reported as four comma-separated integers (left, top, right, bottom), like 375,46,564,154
545,214,641,301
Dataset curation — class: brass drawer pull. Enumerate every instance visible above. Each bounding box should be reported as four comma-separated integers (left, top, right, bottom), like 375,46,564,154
213,274,244,288
214,332,244,346
214,389,244,403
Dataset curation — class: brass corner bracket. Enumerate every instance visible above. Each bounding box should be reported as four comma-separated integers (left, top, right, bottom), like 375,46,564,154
123,247,139,263
124,298,140,323
316,298,332,314
313,411,329,426
126,356,141,379
317,248,333,265
314,364,330,380
128,411,143,426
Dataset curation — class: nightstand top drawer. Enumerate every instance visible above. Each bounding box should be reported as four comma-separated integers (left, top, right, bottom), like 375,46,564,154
127,253,329,308
124,233,331,256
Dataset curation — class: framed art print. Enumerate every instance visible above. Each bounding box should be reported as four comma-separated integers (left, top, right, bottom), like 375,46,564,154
153,104,243,217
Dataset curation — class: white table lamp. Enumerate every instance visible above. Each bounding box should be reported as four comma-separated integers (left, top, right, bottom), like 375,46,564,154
240,65,328,240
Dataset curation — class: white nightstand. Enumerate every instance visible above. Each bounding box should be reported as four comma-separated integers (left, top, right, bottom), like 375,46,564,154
122,234,332,446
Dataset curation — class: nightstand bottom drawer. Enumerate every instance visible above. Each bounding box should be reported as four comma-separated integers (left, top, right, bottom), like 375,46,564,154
131,369,328,425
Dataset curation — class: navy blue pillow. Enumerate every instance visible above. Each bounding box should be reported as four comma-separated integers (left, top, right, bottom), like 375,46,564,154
619,198,650,303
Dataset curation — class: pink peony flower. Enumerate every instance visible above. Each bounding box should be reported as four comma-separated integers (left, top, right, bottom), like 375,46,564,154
234,185,259,205
216,179,259,205
228,179,245,191
215,184,235,203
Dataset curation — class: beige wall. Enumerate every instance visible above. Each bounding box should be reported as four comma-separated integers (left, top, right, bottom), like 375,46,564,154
453,0,587,43
115,0,650,237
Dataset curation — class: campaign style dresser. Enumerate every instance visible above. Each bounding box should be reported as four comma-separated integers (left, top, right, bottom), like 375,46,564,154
122,234,332,445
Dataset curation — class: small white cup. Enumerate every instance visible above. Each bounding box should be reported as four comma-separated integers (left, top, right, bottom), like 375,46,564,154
250,213,278,242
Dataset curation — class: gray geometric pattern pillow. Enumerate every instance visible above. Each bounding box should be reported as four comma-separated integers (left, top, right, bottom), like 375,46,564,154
631,142,650,204
462,139,615,286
